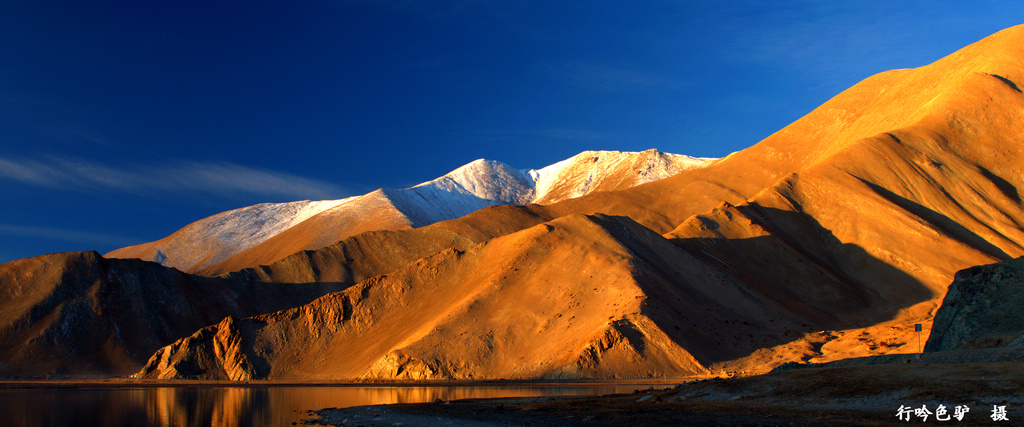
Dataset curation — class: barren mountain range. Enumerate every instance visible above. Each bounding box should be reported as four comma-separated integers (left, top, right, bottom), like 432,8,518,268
106,149,712,276
3,25,1024,380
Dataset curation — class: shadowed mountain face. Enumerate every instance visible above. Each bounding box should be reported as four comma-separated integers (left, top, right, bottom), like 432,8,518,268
7,25,1024,380
0,252,346,377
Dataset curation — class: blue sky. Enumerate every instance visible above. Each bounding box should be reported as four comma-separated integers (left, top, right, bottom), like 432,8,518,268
1,1,1021,264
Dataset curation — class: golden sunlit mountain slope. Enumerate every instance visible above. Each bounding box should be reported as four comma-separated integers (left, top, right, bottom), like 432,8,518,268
660,25,1024,367
218,205,553,285
540,25,1024,238
140,214,774,380
0,205,553,378
138,25,1024,380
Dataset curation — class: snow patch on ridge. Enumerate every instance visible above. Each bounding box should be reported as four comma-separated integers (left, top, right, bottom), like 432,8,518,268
413,159,535,204
525,149,714,203
199,199,351,252
148,198,352,271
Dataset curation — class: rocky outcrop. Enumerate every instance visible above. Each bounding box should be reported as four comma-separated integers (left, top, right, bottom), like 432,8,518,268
925,258,1024,352
138,316,267,381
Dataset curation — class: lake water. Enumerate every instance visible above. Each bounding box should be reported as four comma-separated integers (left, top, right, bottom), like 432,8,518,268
0,382,662,426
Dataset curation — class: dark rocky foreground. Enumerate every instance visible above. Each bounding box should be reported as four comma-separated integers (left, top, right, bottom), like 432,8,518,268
925,257,1024,352
305,397,882,426
303,355,1024,426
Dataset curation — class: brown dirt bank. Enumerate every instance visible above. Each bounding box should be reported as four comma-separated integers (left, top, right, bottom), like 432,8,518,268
306,358,1024,426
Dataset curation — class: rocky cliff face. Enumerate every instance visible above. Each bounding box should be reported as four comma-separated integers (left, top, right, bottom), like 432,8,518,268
925,258,1024,352
140,316,269,381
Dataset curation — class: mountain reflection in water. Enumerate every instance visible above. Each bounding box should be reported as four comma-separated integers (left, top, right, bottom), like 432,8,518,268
0,383,651,426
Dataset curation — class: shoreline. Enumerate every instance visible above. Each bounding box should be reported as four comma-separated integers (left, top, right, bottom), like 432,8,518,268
0,377,705,389
305,360,1024,426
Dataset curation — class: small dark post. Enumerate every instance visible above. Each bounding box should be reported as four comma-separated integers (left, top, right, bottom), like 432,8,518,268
914,323,923,353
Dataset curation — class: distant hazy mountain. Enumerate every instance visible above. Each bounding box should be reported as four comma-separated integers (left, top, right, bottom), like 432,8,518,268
106,149,713,275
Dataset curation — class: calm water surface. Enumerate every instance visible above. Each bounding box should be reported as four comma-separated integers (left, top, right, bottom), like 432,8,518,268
0,383,661,426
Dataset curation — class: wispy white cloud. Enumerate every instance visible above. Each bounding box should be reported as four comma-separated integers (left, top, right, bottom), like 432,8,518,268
0,156,346,200
0,157,64,187
0,223,138,247
164,162,347,200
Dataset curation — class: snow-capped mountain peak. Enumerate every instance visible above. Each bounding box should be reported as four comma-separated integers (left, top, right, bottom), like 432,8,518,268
107,149,716,273
106,198,351,273
414,159,535,204
525,149,714,203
